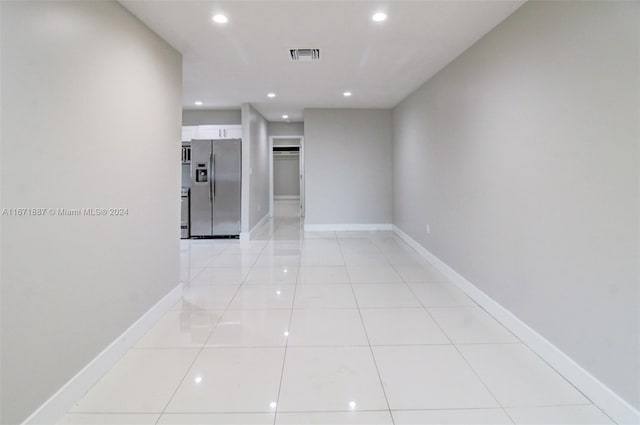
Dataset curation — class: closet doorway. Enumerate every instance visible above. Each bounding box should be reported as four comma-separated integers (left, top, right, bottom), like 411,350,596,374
269,136,304,218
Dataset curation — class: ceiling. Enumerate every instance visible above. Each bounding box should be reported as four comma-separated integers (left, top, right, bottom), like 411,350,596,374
120,1,525,122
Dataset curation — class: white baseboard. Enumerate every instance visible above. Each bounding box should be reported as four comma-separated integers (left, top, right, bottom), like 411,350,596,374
304,223,393,232
274,196,300,200
240,212,271,241
22,284,183,425
392,225,639,425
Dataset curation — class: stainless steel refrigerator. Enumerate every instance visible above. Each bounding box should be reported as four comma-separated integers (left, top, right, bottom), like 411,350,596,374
190,139,241,237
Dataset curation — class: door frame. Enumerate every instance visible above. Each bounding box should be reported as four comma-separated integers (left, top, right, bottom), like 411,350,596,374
269,135,305,217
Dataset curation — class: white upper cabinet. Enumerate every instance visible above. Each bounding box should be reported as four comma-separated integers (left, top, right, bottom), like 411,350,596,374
222,126,242,139
181,126,197,142
196,125,220,139
193,125,242,140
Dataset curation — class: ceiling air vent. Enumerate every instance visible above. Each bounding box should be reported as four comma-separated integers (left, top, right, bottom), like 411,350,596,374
289,48,320,61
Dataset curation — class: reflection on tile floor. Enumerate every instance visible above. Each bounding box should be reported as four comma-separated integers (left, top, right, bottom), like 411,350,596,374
61,202,614,424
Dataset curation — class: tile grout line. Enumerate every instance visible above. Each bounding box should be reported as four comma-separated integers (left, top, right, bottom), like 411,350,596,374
74,223,608,423
151,244,234,424
95,224,610,423
380,243,509,423
153,238,270,424
337,236,396,425
386,256,514,424
272,212,303,425
132,342,529,350
384,238,607,423
66,402,602,416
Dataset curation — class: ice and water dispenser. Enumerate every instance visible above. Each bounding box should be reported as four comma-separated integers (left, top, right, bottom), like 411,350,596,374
195,164,208,183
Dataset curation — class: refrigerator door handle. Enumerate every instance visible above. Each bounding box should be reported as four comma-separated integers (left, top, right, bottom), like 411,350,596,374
212,153,216,197
209,152,213,201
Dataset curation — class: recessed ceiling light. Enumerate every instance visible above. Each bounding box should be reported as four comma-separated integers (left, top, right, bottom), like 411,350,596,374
194,101,203,106
267,93,276,98
372,12,387,22
282,114,288,119
343,91,352,97
212,14,228,24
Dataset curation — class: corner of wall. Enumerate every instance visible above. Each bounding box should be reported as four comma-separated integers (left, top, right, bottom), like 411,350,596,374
240,104,251,233
240,104,270,233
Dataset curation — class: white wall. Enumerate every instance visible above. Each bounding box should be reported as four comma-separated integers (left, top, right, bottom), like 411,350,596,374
304,109,392,227
182,109,240,126
268,121,304,137
0,1,182,423
392,0,639,410
241,104,270,232
274,155,300,198
273,137,300,147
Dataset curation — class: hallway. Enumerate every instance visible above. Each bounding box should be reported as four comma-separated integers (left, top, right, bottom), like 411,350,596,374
59,202,613,424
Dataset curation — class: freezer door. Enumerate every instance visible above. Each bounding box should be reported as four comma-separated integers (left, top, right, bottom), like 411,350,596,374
190,140,213,236
212,139,241,236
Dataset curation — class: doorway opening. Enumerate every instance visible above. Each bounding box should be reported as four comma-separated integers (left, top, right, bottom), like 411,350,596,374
269,135,305,218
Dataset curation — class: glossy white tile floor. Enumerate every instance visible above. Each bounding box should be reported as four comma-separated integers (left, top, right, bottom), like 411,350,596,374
60,202,615,425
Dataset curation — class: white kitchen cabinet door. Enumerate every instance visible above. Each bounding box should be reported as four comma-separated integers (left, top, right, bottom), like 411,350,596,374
197,125,223,139
196,125,242,140
221,126,242,139
181,126,197,142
